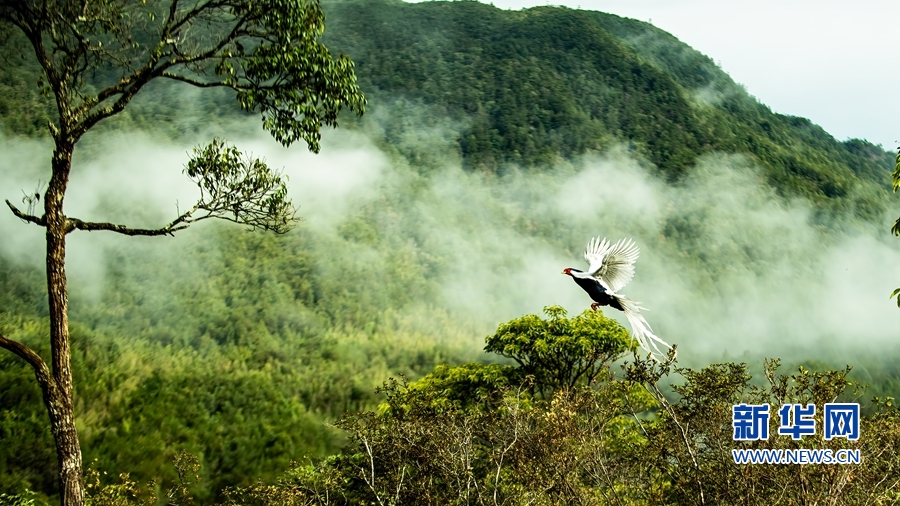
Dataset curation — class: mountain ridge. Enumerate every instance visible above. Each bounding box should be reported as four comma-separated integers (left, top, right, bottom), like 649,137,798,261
1,0,894,220
319,0,894,220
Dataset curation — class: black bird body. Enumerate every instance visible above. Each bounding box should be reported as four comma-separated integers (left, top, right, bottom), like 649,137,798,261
562,236,672,359
567,268,624,311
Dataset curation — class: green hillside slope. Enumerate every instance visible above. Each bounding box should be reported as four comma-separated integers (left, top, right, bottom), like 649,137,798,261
2,0,893,212
322,0,893,217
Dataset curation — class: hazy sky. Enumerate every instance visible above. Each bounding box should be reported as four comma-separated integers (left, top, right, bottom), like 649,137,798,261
417,0,900,150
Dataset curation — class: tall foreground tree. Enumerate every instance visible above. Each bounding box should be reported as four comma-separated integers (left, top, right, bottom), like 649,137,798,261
0,1,365,505
892,148,900,304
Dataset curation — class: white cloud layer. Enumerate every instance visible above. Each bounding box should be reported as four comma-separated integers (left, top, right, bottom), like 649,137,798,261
3,118,900,367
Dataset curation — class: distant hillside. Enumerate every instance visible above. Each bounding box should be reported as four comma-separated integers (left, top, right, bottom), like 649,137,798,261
1,0,894,221
320,0,893,219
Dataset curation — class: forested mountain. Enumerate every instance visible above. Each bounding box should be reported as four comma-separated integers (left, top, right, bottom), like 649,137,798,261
2,0,894,208
320,0,893,213
1,0,899,502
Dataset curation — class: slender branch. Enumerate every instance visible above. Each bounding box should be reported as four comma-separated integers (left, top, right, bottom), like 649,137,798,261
65,200,200,236
647,380,706,505
5,199,46,226
73,67,156,140
74,4,253,133
160,72,227,88
67,219,190,236
167,0,231,36
361,436,387,506
0,331,50,382
623,388,649,438
164,0,181,36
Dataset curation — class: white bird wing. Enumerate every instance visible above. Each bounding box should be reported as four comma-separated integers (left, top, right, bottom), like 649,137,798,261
583,237,640,293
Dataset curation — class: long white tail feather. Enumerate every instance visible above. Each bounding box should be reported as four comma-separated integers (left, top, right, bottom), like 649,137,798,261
615,295,672,361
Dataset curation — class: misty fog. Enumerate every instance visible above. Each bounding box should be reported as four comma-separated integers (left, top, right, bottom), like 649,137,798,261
2,107,899,369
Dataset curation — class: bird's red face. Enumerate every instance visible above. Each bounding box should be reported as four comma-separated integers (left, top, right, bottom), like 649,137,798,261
562,268,572,276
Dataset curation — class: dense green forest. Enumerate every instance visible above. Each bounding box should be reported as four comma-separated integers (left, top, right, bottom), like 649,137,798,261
320,0,895,215
2,0,900,503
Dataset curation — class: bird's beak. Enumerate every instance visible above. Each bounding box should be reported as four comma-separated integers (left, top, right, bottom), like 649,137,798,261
561,270,566,275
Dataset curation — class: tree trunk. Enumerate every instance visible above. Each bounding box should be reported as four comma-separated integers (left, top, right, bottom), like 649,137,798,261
44,143,84,506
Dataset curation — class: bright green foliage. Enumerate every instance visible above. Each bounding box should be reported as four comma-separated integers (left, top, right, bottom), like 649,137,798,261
0,226,466,501
229,0,367,150
485,305,633,396
219,353,900,505
401,306,636,409
0,490,44,506
404,363,519,411
0,0,365,150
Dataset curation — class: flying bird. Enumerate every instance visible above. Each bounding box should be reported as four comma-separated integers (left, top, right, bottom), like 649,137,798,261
562,237,672,359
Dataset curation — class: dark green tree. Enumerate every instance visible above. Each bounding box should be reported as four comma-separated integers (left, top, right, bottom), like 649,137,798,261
0,2,364,505
484,305,634,397
891,147,900,305
320,305,644,505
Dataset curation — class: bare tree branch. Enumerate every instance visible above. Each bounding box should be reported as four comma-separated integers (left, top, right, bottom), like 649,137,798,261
160,72,227,87
5,199,46,226
0,331,51,385
66,217,191,237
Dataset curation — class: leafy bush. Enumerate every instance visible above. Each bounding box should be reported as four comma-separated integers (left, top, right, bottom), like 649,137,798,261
220,308,900,505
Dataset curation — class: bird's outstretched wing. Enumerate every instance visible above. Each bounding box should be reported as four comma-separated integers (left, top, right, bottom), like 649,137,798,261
584,237,640,293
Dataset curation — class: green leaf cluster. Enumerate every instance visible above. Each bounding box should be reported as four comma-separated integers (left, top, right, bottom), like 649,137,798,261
233,0,366,151
185,138,297,233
